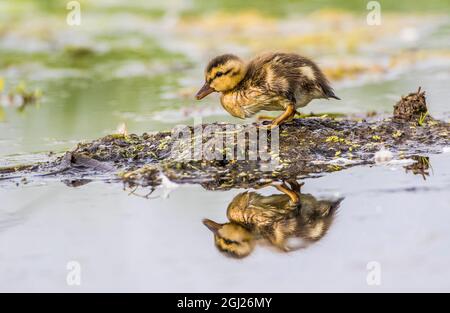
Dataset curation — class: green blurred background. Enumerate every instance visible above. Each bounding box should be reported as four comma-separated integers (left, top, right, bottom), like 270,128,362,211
1,0,449,158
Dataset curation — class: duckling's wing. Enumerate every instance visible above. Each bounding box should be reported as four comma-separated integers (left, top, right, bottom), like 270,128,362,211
246,53,292,98
257,53,340,103
293,55,340,101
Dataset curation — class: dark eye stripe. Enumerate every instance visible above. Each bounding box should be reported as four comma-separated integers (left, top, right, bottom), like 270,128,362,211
213,68,233,80
223,238,240,245
223,68,233,75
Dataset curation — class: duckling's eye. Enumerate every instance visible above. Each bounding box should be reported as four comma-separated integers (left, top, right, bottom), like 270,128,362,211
216,71,223,78
223,238,240,245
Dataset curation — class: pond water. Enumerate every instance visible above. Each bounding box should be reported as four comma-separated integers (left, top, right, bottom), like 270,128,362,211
0,1,449,292
1,153,449,292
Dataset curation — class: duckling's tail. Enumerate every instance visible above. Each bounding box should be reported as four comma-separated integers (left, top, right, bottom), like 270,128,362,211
319,79,341,100
325,89,341,100
329,94,341,100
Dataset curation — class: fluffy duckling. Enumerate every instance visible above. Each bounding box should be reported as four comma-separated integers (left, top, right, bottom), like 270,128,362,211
196,52,340,128
203,181,343,258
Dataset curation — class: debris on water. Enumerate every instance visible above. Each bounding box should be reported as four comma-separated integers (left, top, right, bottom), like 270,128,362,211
374,148,394,164
393,87,428,123
159,172,179,198
404,156,432,180
314,158,360,166
0,80,42,112
115,122,128,136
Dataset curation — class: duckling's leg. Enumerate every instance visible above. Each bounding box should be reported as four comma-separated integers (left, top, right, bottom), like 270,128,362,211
286,180,304,193
274,183,300,204
270,104,296,128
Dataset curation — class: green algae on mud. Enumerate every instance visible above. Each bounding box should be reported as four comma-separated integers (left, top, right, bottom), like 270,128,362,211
0,89,449,190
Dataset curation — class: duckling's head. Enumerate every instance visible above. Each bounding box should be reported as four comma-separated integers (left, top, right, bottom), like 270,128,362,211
203,219,255,258
196,54,246,99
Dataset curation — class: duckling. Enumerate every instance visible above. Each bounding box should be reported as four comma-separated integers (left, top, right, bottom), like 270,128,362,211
196,52,340,128
203,181,343,258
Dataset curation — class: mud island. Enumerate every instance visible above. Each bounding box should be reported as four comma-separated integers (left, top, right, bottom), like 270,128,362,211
0,88,448,191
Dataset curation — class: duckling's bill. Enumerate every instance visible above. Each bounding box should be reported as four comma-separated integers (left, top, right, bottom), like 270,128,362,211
203,218,222,234
196,83,215,100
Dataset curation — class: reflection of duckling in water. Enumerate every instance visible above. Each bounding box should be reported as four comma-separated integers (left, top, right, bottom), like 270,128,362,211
203,181,343,258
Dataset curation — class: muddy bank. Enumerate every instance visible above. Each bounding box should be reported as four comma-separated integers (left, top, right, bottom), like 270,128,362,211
1,89,448,190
